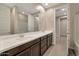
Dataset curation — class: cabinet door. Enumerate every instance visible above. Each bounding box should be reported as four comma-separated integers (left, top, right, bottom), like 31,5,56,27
17,48,31,56
41,44,47,55
31,42,40,56
47,34,53,48
41,38,47,48
41,37,47,55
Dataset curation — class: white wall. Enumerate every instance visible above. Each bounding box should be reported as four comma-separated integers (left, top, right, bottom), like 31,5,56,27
69,4,79,49
68,4,79,55
0,4,10,35
74,13,79,45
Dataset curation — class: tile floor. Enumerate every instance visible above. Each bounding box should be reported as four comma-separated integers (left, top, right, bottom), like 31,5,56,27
44,37,68,56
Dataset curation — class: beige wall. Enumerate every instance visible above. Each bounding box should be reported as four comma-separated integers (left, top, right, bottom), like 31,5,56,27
39,8,55,44
46,8,54,31
39,8,54,32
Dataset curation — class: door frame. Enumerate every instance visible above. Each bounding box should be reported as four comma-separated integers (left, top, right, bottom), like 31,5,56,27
53,4,70,55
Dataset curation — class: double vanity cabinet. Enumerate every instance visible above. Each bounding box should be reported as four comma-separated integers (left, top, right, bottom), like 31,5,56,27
1,33,53,56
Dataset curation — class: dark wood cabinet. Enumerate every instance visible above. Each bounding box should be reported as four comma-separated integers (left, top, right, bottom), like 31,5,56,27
1,33,53,56
31,42,40,56
17,48,31,56
17,42,41,56
17,39,40,56
47,33,52,48
41,44,47,55
3,43,32,56
41,37,47,48
41,36,47,55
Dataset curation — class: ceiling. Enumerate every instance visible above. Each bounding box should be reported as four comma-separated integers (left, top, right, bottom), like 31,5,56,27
4,3,60,15
41,3,60,8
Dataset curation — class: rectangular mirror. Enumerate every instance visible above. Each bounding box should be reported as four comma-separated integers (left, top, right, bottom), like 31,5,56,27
0,3,40,36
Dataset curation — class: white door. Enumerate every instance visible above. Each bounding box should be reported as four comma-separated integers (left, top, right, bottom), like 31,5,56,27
60,18,67,37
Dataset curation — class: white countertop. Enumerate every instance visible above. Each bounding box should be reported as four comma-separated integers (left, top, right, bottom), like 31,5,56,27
0,31,53,53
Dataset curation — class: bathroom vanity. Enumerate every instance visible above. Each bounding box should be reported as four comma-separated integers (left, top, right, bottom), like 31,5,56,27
0,31,53,56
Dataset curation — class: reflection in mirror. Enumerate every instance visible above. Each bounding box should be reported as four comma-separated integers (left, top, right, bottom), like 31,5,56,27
0,4,40,36
17,12,28,33
0,4,11,35
34,16,40,31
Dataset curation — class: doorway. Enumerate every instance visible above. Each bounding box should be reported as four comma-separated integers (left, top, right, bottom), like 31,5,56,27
56,16,67,43
54,4,70,55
